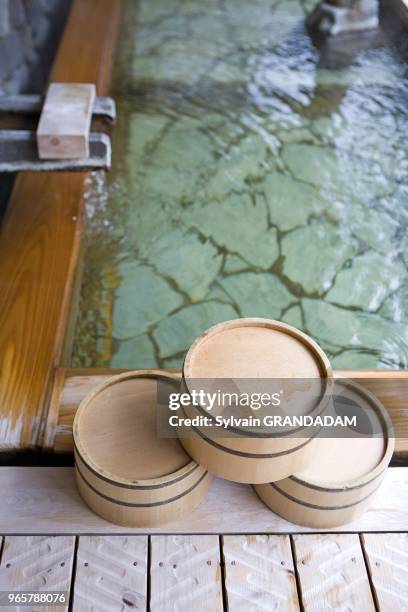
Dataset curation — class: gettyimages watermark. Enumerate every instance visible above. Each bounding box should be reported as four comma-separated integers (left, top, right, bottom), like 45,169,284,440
167,387,356,428
156,378,395,439
168,387,282,411
0,592,68,607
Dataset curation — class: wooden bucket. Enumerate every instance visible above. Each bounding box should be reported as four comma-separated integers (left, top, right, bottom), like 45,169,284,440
254,380,395,528
73,370,211,527
180,318,333,484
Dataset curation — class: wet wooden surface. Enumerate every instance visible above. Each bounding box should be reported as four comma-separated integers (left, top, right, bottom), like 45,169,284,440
0,0,121,450
0,532,406,611
45,368,408,461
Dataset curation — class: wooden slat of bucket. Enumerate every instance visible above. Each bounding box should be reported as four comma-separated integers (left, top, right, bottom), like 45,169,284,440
0,0,122,451
361,533,408,610
150,535,223,611
222,534,300,611
0,536,76,612
45,368,408,461
71,536,147,611
292,534,375,611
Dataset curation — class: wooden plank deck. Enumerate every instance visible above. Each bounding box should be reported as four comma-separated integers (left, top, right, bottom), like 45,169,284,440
361,533,408,610
292,533,375,610
0,533,406,611
0,467,407,535
150,536,223,611
0,536,76,611
0,0,121,451
222,535,299,611
44,368,408,460
72,536,148,611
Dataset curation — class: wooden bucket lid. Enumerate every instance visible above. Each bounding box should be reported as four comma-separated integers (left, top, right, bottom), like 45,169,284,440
73,370,195,486
292,379,395,491
183,318,332,380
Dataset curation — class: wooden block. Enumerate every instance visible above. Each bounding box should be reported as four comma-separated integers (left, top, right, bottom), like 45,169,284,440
37,83,95,160
361,533,408,610
72,536,147,611
0,536,75,612
223,535,299,611
150,535,223,611
292,534,375,611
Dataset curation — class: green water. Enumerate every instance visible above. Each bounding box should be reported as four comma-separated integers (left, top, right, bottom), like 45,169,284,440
72,0,408,370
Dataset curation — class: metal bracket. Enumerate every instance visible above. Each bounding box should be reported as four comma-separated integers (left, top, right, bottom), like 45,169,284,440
0,131,111,172
0,92,115,172
0,94,116,123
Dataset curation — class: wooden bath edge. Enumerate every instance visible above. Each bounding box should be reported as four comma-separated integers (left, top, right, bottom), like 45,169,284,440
43,368,408,464
0,0,122,450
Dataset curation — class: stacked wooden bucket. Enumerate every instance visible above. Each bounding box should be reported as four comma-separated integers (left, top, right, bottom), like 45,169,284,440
73,371,211,527
74,318,394,528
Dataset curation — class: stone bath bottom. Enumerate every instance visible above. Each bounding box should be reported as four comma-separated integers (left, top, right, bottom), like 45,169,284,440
72,0,408,370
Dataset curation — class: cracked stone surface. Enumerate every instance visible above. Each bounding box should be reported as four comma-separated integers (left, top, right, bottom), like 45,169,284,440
144,228,223,301
326,252,405,312
331,350,383,370
281,220,356,294
332,203,400,255
187,194,279,269
205,134,270,201
224,254,249,274
153,301,237,360
263,171,326,231
379,283,408,323
111,334,157,369
303,298,408,368
282,143,391,202
112,262,183,339
219,272,294,319
71,0,408,370
281,304,303,329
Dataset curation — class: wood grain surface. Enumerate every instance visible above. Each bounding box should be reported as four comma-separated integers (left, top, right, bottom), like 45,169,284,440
223,534,299,611
150,535,223,612
0,534,406,610
44,368,127,451
46,368,408,460
336,370,408,462
361,532,408,611
183,318,332,380
0,536,75,612
0,0,121,450
37,84,96,160
0,467,407,535
72,536,148,611
293,534,375,611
